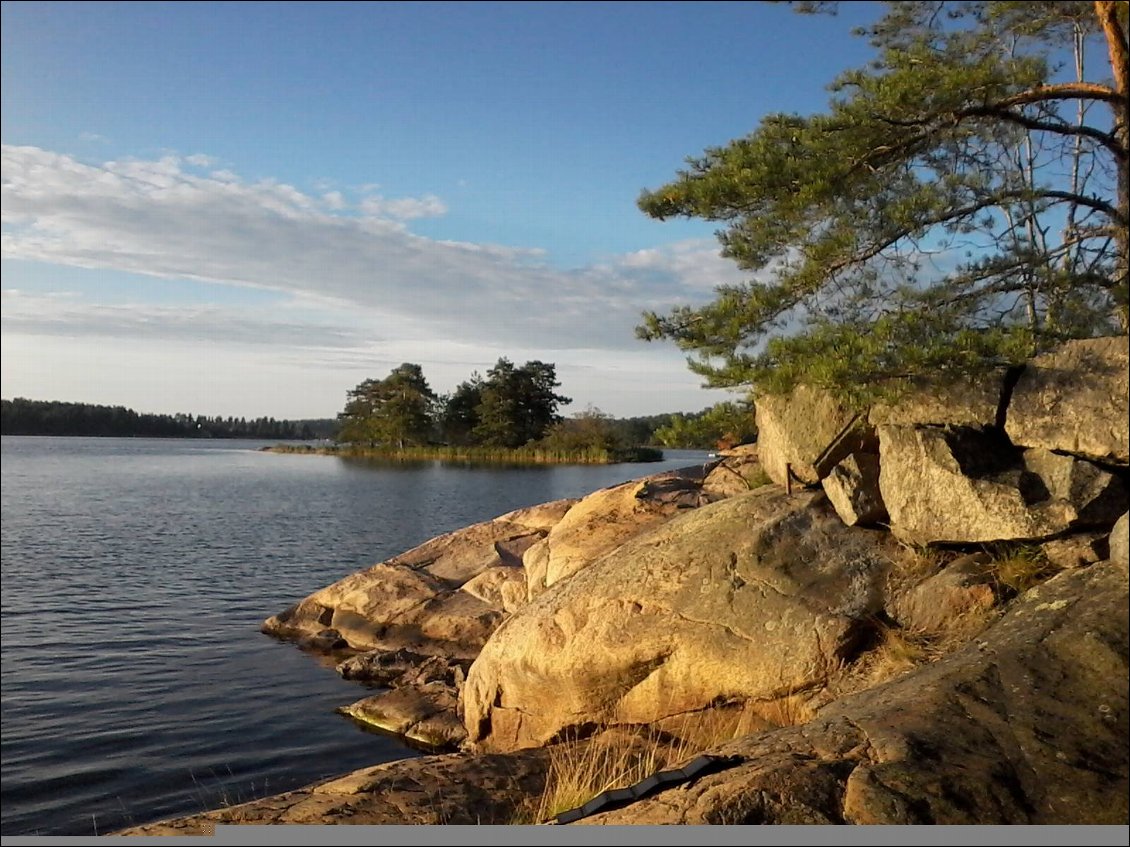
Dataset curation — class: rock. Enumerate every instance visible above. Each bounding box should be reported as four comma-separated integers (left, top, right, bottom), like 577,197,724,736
584,560,1129,825
262,498,576,655
702,444,771,498
1111,512,1129,568
461,565,527,614
1040,532,1108,570
878,425,1128,545
755,385,872,487
1006,336,1130,464
295,628,350,652
464,489,891,752
126,557,1128,832
385,499,575,586
1022,447,1128,526
821,453,887,527
371,590,503,661
337,649,468,688
887,553,996,634
868,370,1010,429
117,749,555,831
340,683,467,750
258,499,579,753
526,473,710,600
336,650,474,751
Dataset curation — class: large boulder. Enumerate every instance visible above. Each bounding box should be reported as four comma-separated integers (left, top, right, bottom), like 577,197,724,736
464,489,891,752
525,470,710,600
878,425,1127,545
755,385,871,487
1006,336,1129,464
585,560,1129,825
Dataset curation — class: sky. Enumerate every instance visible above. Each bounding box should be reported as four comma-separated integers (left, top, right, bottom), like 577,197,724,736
1,1,882,420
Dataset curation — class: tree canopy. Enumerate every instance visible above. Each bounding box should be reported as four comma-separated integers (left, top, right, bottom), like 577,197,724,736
472,358,572,448
651,401,759,450
637,1,1128,401
336,359,571,450
336,363,437,448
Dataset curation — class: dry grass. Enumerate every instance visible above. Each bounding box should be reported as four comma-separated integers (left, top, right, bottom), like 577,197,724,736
868,618,938,679
986,543,1059,596
518,695,809,824
883,539,950,594
521,728,676,823
856,539,1057,689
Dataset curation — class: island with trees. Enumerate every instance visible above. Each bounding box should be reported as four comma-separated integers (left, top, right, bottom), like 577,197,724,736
269,357,754,463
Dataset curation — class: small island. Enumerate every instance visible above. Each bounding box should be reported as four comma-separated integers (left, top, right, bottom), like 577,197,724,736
263,358,756,465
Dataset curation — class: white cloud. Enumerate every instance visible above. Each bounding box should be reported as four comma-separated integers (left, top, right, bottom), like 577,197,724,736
0,144,747,362
184,153,218,168
322,190,346,210
0,290,367,349
613,240,745,293
358,192,448,220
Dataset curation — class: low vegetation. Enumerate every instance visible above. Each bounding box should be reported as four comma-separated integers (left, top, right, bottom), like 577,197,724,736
265,442,662,464
517,689,822,825
983,542,1060,597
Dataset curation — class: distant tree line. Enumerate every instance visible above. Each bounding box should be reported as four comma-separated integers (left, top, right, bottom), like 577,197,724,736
336,359,756,454
0,398,334,440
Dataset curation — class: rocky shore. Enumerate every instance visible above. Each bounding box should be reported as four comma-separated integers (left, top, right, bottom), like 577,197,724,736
122,336,1129,832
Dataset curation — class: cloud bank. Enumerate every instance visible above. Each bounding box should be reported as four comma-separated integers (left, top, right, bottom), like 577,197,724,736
1,145,744,353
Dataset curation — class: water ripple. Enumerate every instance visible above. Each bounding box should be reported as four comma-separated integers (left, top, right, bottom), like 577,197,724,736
1,436,711,835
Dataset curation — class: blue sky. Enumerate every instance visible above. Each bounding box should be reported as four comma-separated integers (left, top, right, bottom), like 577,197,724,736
2,1,881,419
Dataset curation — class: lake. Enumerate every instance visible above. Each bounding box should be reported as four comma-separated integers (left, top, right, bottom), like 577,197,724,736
0,436,711,835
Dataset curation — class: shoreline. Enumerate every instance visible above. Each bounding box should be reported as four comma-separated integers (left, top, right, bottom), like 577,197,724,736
261,443,666,465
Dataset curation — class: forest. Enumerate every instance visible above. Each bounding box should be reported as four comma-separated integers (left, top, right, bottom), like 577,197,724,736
0,398,335,440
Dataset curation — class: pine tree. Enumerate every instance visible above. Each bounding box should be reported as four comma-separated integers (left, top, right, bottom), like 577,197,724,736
336,363,437,448
638,1,1128,402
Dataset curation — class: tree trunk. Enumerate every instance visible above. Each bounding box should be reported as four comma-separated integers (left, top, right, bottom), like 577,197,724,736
1095,0,1130,325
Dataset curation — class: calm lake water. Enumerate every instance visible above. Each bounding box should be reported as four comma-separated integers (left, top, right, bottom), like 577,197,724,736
0,436,711,835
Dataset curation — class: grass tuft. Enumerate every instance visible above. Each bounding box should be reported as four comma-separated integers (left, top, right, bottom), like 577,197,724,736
985,542,1058,597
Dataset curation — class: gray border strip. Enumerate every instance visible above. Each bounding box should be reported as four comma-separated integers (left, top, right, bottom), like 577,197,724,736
4,824,1129,846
